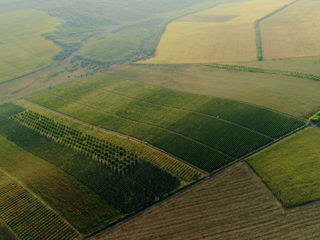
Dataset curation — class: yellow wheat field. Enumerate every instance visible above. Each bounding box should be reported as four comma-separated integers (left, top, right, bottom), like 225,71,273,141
261,0,320,60
143,0,292,64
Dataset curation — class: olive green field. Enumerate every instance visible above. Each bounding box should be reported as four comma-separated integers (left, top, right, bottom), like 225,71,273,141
248,127,320,207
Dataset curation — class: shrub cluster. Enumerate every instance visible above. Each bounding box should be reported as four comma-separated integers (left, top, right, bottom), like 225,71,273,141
310,111,320,123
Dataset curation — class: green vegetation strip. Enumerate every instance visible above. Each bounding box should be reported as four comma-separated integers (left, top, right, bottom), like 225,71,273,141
310,111,320,123
12,110,139,175
206,63,320,82
248,127,320,207
254,0,299,61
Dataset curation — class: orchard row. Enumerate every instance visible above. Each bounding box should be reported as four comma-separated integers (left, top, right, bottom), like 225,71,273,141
11,110,139,174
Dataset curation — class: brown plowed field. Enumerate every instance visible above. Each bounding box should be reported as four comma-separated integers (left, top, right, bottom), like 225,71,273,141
91,162,320,240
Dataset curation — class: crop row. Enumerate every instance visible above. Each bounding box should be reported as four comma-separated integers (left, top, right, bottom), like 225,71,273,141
0,173,79,240
11,110,139,175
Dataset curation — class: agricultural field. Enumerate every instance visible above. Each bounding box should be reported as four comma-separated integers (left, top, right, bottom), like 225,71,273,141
0,102,195,237
0,9,62,83
1,0,320,238
0,221,16,240
240,56,320,75
143,0,292,63
27,74,305,172
16,99,203,183
0,136,121,234
107,64,320,118
92,162,320,240
0,170,80,240
248,127,320,207
260,0,320,60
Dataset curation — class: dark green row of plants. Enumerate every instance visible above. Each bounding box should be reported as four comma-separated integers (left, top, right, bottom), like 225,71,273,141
206,63,320,82
12,110,138,175
0,103,180,214
254,0,300,61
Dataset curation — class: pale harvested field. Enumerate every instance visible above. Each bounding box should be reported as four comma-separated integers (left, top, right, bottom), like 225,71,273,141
108,64,320,117
261,0,320,60
143,0,292,63
92,162,320,240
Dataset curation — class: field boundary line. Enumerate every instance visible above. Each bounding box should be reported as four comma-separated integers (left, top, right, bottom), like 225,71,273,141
254,0,300,61
0,218,19,240
204,62,320,83
94,88,275,140
245,124,320,210
33,92,236,159
210,122,310,177
244,160,320,211
0,165,81,238
245,161,287,210
0,65,53,86
84,174,209,239
20,99,209,176
83,117,309,239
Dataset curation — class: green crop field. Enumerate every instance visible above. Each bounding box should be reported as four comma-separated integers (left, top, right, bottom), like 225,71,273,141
0,102,184,235
108,64,320,118
0,170,80,240
16,99,203,183
248,127,320,207
0,136,121,234
27,74,305,172
0,10,62,83
0,221,16,240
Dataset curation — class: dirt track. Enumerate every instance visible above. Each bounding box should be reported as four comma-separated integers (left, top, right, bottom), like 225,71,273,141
91,162,320,240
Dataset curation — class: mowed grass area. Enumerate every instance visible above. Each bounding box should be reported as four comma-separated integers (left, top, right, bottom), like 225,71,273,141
248,127,320,207
0,170,80,240
0,10,62,83
0,103,180,228
143,0,292,63
108,64,320,118
27,74,304,172
0,136,120,234
261,0,320,60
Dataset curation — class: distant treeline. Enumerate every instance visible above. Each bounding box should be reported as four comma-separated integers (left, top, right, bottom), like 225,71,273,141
206,63,320,82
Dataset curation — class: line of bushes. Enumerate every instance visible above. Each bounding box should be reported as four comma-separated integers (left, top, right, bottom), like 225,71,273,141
254,0,299,61
206,63,320,82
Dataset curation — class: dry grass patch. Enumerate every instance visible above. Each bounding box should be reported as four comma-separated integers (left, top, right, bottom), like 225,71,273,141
261,0,320,59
